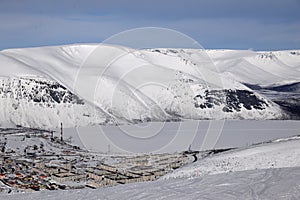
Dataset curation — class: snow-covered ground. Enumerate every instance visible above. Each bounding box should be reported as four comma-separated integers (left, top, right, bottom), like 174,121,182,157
164,135,300,179
1,167,299,200
1,135,300,200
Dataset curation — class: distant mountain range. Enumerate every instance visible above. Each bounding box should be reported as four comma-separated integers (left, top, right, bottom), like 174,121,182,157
0,44,299,128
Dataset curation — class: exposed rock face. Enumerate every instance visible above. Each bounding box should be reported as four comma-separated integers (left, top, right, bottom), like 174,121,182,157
0,77,114,128
194,89,269,113
0,77,84,106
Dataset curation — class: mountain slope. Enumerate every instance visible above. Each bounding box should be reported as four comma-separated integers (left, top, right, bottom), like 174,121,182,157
0,77,116,128
206,49,300,86
1,44,299,128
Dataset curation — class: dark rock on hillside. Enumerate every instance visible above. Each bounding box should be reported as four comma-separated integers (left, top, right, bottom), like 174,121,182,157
194,89,269,113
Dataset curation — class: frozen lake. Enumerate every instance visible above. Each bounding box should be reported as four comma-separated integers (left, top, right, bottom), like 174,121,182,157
57,120,300,154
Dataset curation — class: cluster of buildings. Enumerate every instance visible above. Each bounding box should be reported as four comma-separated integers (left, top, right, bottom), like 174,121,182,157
84,154,188,188
0,156,63,192
0,130,190,193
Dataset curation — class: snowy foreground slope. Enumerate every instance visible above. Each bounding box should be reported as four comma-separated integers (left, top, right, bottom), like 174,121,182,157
2,136,300,200
164,136,300,179
0,44,300,128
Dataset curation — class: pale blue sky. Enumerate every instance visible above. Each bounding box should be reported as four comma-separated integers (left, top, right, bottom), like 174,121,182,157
0,0,300,50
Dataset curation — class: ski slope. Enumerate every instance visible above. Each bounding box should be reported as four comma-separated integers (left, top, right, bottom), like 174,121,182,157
164,135,300,179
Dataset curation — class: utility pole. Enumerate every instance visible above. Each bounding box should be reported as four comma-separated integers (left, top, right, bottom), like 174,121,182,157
60,122,63,142
50,130,54,140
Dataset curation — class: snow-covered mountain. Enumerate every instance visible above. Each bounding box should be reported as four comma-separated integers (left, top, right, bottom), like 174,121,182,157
206,49,300,86
0,44,299,128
